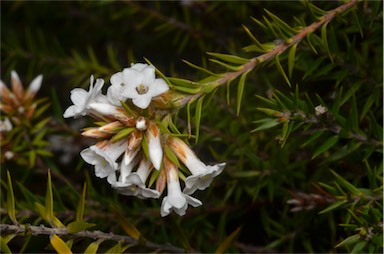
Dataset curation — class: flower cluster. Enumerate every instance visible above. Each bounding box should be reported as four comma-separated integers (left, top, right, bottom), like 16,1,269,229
64,63,225,216
0,71,45,164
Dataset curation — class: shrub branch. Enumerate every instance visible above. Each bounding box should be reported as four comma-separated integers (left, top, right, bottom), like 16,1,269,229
0,223,187,253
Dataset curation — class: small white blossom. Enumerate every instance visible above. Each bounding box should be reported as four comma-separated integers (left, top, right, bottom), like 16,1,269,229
4,151,14,160
0,118,12,132
160,158,202,217
315,105,328,116
135,116,147,131
80,139,126,178
168,136,225,194
63,75,105,118
108,64,169,109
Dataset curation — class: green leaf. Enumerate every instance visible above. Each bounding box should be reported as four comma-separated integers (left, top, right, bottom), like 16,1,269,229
141,134,149,160
182,59,219,76
236,71,250,116
0,235,13,254
242,25,267,52
173,85,202,94
187,100,192,137
321,22,334,63
45,170,64,228
209,59,244,71
50,234,73,254
275,55,291,87
330,170,361,195
301,130,325,147
7,171,17,225
83,240,103,254
351,240,367,254
305,33,318,54
257,107,282,117
215,227,241,254
280,121,293,148
311,135,339,159
264,9,297,35
335,234,360,248
251,118,281,132
194,96,204,144
319,200,348,214
116,212,141,240
110,127,135,142
105,241,130,254
46,170,54,226
67,221,96,234
207,52,249,65
167,77,199,88
76,183,87,222
360,94,375,121
288,43,298,79
164,145,180,168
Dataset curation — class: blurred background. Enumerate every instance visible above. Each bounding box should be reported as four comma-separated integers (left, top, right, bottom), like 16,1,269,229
1,1,383,253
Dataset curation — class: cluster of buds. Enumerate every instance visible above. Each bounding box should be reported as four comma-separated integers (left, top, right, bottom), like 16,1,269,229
0,71,44,163
64,63,225,216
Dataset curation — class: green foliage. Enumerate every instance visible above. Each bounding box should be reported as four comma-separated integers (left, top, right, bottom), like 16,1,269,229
1,1,382,253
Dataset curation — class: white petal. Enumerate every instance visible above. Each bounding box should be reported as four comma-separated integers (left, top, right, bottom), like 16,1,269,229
70,88,88,106
160,197,171,217
80,148,98,164
141,66,156,86
132,95,152,109
147,78,169,97
185,195,202,207
130,63,149,71
110,72,124,87
63,105,77,118
27,74,43,94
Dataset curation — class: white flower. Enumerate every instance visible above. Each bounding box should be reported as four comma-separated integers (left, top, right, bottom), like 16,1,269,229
113,158,160,199
63,75,105,118
108,64,169,109
168,136,225,194
146,122,163,170
160,157,202,217
315,105,328,116
0,118,12,132
80,139,126,178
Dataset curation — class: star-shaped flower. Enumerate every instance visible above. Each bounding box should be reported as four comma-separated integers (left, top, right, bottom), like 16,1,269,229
108,63,169,109
63,75,105,118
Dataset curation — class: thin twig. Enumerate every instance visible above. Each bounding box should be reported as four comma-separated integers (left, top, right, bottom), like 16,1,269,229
178,0,358,109
0,223,186,253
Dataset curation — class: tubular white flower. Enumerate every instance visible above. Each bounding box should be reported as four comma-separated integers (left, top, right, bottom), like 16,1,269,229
108,64,169,109
80,139,126,178
160,158,202,217
146,122,163,170
168,136,225,194
63,75,105,118
113,158,160,199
